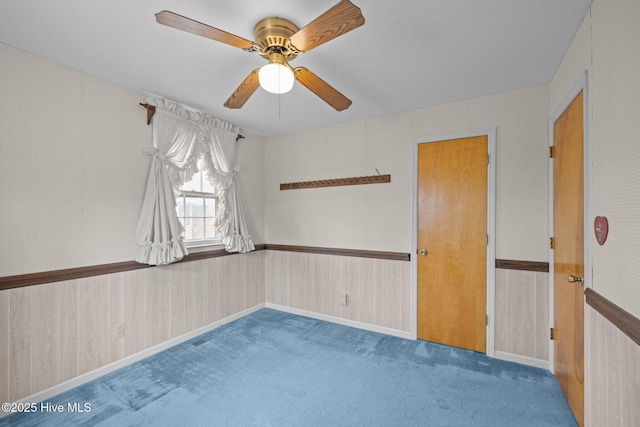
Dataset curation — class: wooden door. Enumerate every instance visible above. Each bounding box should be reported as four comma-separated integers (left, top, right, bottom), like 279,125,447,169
553,91,584,426
417,136,487,352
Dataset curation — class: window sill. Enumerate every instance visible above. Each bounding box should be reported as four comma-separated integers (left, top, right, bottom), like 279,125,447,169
186,242,225,254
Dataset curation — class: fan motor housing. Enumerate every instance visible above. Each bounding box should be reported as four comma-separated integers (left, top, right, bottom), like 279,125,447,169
254,17,299,60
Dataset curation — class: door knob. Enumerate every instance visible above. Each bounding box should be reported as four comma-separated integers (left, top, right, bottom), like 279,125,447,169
567,274,583,284
420,249,428,256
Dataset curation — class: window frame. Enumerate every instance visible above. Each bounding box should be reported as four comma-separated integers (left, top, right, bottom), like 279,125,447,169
175,162,223,248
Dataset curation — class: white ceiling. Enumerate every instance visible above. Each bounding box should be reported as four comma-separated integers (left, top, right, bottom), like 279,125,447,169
0,0,593,138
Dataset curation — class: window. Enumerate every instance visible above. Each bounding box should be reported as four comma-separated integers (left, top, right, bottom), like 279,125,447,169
176,160,220,246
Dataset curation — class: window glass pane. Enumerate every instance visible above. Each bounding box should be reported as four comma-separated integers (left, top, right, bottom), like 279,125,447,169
176,158,220,244
202,175,216,194
181,217,191,239
184,218,204,241
185,197,204,217
204,198,216,217
176,196,185,217
204,218,218,240
181,170,202,192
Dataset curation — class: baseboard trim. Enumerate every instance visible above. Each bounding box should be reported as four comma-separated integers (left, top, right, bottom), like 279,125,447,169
3,303,548,417
494,350,549,370
3,304,265,416
266,304,549,370
265,303,412,340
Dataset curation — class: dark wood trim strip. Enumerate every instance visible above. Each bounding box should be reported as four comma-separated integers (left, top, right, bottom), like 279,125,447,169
496,259,549,272
176,244,266,263
0,244,267,291
0,243,411,290
585,288,640,347
0,261,148,291
264,244,410,261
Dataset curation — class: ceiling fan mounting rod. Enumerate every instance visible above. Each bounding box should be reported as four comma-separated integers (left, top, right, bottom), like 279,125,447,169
266,52,293,71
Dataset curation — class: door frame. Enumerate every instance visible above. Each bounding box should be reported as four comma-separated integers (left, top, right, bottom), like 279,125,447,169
548,70,591,373
411,128,497,357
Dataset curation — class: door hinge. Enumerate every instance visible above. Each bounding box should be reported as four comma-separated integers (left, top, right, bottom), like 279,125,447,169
487,154,490,165
549,146,555,158
486,234,489,245
486,314,489,326
550,237,555,249
550,328,555,340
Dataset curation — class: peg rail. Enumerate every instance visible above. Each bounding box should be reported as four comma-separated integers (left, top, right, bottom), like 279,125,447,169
280,174,390,190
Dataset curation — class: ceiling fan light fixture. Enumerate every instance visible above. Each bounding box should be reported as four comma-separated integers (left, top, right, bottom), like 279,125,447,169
259,53,294,94
156,0,365,109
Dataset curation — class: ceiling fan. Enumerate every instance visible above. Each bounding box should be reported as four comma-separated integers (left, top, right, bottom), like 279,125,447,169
155,0,365,111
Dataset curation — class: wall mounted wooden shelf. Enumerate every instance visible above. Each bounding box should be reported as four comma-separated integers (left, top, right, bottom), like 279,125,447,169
280,174,390,190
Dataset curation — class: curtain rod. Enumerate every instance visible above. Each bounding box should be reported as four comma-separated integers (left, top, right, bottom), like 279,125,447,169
139,103,156,125
139,102,244,141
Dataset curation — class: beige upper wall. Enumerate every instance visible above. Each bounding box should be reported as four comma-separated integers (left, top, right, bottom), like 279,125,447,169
265,84,550,261
0,43,266,277
550,0,640,318
236,130,265,246
549,10,592,111
265,113,415,253
16,0,635,284
0,43,150,276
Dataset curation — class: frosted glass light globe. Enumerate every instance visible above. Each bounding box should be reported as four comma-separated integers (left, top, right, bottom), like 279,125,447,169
259,63,294,94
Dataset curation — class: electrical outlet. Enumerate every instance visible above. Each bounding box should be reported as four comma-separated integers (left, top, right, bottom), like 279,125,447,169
113,323,125,339
338,293,348,306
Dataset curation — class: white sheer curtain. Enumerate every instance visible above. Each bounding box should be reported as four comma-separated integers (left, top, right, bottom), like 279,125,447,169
135,97,255,265
134,98,203,265
201,117,255,253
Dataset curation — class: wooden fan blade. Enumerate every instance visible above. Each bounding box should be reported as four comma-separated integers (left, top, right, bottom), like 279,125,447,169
224,69,261,109
156,10,254,50
295,67,352,111
289,0,364,53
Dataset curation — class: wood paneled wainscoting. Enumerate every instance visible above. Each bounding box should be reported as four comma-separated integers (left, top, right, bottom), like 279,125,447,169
264,246,412,337
0,250,265,406
495,259,550,369
585,289,640,427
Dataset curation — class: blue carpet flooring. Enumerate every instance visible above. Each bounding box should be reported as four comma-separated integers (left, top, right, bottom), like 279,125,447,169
1,309,577,426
